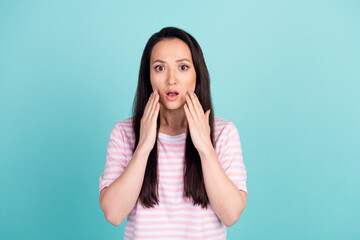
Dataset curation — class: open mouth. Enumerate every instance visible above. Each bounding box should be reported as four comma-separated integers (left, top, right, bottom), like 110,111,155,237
165,90,179,97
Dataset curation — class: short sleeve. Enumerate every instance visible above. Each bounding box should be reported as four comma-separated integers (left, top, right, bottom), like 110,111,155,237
217,121,248,193
98,122,128,193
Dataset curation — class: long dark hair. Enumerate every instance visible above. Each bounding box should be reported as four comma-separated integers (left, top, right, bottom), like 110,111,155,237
132,26,214,208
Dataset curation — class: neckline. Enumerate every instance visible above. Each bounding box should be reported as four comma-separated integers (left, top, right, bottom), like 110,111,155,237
158,131,187,141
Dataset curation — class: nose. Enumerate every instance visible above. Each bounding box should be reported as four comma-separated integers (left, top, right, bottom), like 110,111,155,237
167,67,177,85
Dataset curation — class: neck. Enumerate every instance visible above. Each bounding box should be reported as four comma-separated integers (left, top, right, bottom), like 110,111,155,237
159,104,188,134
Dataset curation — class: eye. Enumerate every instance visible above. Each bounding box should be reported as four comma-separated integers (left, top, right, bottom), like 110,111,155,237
180,65,189,71
154,65,164,71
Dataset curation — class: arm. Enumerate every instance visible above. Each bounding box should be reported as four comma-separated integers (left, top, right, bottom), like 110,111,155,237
99,91,160,226
99,147,150,226
198,147,247,227
183,90,248,227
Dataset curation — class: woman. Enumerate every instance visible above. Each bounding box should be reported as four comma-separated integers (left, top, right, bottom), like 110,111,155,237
99,26,248,239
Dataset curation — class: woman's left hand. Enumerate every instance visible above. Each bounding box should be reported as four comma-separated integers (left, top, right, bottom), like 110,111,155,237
184,90,212,154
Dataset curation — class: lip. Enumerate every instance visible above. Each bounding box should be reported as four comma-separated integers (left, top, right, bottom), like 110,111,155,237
165,89,180,102
165,89,179,95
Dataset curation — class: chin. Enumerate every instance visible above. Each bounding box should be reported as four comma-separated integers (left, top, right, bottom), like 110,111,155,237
162,102,185,111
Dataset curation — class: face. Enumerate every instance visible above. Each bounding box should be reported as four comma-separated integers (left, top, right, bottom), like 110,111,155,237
150,38,196,110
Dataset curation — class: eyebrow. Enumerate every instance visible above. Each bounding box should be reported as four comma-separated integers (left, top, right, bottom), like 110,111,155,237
152,58,191,65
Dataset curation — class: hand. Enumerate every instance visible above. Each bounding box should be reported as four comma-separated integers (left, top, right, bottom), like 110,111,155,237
184,90,212,154
138,90,160,153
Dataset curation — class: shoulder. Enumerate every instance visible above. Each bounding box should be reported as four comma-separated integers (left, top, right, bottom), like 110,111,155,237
111,116,134,139
213,116,242,158
213,115,238,137
213,115,241,150
115,116,133,129
214,115,231,127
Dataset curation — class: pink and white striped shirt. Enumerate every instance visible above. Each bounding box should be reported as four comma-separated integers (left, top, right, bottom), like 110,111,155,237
99,115,247,239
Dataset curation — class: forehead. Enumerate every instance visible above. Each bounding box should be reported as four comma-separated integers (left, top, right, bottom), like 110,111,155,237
150,38,192,62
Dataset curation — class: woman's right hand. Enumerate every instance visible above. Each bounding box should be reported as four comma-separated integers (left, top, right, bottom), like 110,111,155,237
138,90,160,153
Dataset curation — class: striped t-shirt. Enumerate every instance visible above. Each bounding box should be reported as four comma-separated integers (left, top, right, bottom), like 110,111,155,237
99,115,247,240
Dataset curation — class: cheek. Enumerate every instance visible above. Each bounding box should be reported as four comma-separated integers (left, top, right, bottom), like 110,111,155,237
185,71,196,89
150,74,161,90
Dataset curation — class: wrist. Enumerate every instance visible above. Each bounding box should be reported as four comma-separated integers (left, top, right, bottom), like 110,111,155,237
135,144,152,157
198,143,215,158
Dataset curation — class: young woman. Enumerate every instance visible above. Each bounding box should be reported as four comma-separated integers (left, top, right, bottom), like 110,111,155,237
99,27,248,239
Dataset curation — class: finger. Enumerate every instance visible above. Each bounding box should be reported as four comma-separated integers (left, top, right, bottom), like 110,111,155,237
205,109,211,125
150,101,160,122
142,92,154,119
147,91,159,120
184,103,194,127
189,91,204,119
185,93,197,120
187,91,204,123
143,91,157,120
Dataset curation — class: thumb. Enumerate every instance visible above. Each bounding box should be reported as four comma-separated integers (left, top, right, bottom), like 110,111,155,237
205,109,211,123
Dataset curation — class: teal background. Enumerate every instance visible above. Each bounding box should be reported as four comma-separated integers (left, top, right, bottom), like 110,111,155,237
0,0,359,239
